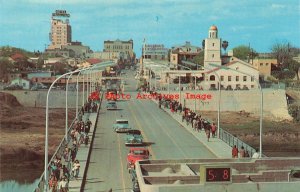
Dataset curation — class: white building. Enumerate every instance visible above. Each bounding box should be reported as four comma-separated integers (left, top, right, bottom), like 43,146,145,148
203,25,259,90
11,77,31,90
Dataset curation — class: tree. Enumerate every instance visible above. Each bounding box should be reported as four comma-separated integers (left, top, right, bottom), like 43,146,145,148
0,58,13,79
287,58,300,80
271,42,290,68
192,51,204,68
271,42,300,80
232,45,257,61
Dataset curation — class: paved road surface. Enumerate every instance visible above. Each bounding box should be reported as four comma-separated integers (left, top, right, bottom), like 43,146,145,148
84,69,216,192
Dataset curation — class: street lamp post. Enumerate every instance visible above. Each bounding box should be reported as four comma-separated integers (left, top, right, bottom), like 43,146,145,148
210,63,263,157
44,69,82,191
82,72,85,108
65,74,73,141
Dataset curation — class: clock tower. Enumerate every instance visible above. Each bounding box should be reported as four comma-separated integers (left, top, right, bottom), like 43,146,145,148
204,25,222,68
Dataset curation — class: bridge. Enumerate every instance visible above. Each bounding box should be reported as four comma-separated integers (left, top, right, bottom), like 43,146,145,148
34,68,300,192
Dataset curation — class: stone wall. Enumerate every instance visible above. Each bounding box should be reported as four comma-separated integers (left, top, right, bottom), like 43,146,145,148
159,89,290,118
3,90,84,108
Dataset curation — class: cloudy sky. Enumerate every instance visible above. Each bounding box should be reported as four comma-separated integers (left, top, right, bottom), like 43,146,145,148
0,0,299,56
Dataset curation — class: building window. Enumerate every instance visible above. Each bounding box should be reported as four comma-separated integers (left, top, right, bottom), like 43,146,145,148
210,75,215,81
243,76,247,81
221,76,224,81
266,63,269,66
236,76,239,81
212,54,214,58
173,56,176,61
251,85,254,88
260,63,263,66
212,43,215,46
228,76,232,81
251,76,254,82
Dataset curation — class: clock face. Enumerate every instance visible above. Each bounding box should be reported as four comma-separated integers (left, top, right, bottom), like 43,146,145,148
205,168,231,182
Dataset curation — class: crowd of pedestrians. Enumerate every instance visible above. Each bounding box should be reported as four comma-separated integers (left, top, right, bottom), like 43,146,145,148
43,99,97,192
157,96,218,142
155,92,258,159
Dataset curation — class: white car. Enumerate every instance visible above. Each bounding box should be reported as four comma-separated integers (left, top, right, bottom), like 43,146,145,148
113,119,132,133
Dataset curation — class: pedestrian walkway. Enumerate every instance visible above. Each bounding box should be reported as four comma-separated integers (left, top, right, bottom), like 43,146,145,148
153,99,232,158
68,112,98,192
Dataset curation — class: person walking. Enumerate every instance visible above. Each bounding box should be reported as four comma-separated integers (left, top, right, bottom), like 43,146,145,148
72,160,80,179
232,145,239,158
211,123,217,138
239,146,246,158
205,126,211,142
58,177,68,192
252,149,260,158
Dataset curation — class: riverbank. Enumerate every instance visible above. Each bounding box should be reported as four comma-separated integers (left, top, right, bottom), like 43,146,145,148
200,111,300,157
0,92,76,183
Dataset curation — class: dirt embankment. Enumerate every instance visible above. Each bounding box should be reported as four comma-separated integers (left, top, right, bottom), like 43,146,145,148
200,111,300,157
0,92,76,183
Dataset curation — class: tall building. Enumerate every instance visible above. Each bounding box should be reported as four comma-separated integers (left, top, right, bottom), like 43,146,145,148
103,39,134,60
143,44,169,60
48,10,72,49
204,25,222,68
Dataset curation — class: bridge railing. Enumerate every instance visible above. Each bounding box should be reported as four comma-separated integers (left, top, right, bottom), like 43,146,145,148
34,117,77,192
219,127,266,157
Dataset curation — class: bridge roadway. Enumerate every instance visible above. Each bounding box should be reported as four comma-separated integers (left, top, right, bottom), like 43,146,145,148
83,93,216,191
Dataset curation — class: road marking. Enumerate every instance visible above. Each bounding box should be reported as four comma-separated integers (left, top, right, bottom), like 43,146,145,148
127,99,157,160
135,99,189,158
117,133,127,192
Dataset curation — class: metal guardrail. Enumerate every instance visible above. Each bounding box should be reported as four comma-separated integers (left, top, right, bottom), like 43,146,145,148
219,127,266,157
34,117,78,192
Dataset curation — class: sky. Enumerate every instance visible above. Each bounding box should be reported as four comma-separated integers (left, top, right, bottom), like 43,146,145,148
0,0,299,57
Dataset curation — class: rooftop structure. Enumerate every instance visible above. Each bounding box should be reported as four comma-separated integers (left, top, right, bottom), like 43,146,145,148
48,10,72,50
135,158,300,192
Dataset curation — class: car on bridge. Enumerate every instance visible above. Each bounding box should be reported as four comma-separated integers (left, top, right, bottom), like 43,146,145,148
106,88,118,101
113,119,132,133
127,147,150,172
125,130,143,146
106,101,117,110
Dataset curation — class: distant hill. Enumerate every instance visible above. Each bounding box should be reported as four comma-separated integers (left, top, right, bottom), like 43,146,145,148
0,46,37,58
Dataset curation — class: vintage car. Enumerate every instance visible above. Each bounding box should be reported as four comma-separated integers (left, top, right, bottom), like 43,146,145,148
106,101,117,110
125,130,143,146
106,88,117,101
113,119,132,133
127,147,150,172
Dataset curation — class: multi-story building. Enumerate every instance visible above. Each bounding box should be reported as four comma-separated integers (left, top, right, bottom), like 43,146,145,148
48,10,72,49
252,58,277,77
103,39,134,60
203,25,259,90
170,41,202,69
143,44,169,60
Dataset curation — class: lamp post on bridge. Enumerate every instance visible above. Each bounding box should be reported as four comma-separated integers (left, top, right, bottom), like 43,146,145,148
45,69,83,192
210,63,263,158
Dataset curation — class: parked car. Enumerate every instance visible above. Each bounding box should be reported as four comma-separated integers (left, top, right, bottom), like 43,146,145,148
127,147,150,172
30,86,38,91
106,101,117,110
125,130,143,146
4,84,23,90
113,119,132,133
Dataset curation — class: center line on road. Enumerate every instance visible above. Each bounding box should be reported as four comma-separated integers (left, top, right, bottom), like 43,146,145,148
135,99,189,158
127,99,157,160
117,133,126,192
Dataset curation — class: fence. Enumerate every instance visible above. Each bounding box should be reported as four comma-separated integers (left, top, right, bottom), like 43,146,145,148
219,127,266,157
34,115,80,192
